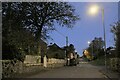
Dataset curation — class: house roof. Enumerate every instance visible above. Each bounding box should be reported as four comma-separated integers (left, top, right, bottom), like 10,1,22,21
39,39,47,46
48,43,64,50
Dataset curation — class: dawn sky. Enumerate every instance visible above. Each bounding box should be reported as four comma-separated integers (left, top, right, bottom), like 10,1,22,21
48,2,118,56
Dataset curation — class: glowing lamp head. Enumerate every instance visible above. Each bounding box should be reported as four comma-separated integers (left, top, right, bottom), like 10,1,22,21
88,5,99,15
88,41,91,44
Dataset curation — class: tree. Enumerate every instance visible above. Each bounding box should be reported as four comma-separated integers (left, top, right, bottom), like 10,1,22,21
2,2,79,61
2,3,38,61
111,22,120,57
2,24,36,61
66,44,75,57
2,2,79,40
83,50,93,61
87,37,104,58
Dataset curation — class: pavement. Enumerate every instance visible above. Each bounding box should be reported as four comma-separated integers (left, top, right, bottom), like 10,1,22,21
81,60,120,79
99,67,120,79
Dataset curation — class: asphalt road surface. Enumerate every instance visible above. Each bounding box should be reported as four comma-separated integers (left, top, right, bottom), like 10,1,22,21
27,62,108,78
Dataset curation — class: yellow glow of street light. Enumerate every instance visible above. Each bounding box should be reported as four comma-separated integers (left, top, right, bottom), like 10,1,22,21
88,5,99,15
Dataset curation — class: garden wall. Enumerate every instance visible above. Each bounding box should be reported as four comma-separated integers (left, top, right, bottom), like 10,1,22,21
110,58,120,72
2,56,66,78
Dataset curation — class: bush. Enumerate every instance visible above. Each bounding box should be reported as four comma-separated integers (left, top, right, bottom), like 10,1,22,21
2,44,25,62
90,56,105,66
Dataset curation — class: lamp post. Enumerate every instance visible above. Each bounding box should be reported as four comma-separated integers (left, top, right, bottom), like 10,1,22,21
88,5,107,69
102,8,107,70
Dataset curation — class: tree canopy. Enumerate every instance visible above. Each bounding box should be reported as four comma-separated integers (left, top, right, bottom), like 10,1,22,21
111,22,120,57
86,37,104,59
65,44,75,57
2,2,79,61
2,2,79,40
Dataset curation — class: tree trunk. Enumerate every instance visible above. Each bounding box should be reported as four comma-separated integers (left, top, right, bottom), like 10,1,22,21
38,43,41,56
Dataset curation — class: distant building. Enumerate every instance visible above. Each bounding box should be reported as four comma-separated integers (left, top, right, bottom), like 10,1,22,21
47,43,65,59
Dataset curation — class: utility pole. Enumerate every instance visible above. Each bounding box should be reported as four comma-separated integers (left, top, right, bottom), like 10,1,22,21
66,36,68,46
102,8,107,71
65,36,68,59
54,29,69,59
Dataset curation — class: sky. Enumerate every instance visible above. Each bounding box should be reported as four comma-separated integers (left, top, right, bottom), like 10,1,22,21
1,0,119,2
64,0,119,2
48,2,118,56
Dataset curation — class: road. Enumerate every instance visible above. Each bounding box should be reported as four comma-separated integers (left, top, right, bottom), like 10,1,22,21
27,61,108,78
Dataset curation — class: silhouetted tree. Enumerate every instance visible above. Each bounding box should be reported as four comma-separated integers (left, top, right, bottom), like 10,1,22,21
66,44,75,57
3,2,79,40
2,2,79,61
111,22,120,57
87,37,104,58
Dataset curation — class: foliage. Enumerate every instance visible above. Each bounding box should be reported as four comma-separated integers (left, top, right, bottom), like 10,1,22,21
83,50,93,60
66,44,75,56
3,2,79,40
2,2,38,61
111,22,120,57
86,37,104,59
2,44,25,62
2,2,79,61
90,56,105,66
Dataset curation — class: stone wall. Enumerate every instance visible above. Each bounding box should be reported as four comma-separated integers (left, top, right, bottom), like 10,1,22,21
110,58,120,72
23,55,66,66
24,55,41,64
2,60,23,78
47,58,66,68
47,58,65,64
2,57,66,78
2,60,45,78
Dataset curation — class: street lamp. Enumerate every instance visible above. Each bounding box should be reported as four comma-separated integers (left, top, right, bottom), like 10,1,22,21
101,8,107,70
87,41,91,45
88,5,99,16
88,5,107,69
